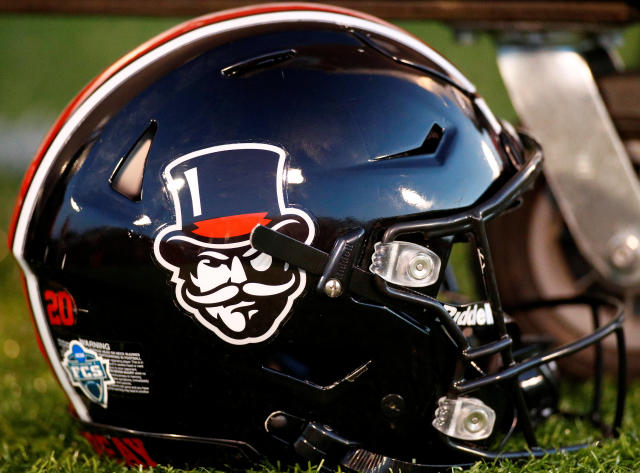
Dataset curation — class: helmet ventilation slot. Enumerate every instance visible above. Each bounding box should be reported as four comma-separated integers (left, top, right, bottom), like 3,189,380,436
221,49,297,78
373,123,443,161
109,120,156,201
262,354,372,402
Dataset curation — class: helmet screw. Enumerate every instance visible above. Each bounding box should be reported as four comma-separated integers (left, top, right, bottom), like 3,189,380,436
268,414,288,430
381,394,405,418
463,409,487,434
408,254,433,281
609,231,640,270
324,279,343,298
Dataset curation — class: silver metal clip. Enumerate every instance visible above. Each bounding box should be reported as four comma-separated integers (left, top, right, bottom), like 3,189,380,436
432,397,496,441
370,241,441,287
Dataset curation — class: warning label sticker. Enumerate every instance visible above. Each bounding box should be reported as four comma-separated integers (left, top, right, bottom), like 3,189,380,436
58,338,150,395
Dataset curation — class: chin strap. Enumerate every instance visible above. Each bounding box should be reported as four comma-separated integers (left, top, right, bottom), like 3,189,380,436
250,224,384,304
266,413,475,473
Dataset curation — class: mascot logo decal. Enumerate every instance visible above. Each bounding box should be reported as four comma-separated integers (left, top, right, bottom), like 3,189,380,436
153,143,315,345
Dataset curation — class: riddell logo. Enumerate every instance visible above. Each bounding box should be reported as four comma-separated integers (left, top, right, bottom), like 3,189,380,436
153,143,315,345
443,303,494,326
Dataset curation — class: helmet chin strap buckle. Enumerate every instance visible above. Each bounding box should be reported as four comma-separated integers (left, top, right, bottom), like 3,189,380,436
316,228,365,299
294,422,359,464
250,225,386,304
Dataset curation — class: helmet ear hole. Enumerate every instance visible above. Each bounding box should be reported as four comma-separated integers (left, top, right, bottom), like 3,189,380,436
110,120,157,201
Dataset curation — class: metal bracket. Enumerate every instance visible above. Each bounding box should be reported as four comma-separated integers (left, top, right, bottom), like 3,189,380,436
498,45,640,287
294,422,359,463
317,228,365,298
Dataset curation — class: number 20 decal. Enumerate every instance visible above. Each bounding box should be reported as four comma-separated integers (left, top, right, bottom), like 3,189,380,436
44,290,77,326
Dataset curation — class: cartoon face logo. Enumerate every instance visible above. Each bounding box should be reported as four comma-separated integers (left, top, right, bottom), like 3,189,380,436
62,341,114,407
153,143,315,345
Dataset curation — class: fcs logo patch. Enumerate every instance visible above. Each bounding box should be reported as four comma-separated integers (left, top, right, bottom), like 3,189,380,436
153,143,315,345
62,341,114,408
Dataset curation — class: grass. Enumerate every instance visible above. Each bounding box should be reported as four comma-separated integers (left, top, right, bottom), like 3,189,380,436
1,13,640,473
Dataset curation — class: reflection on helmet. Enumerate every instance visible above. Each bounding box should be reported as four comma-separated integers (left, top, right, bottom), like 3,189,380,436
9,3,626,471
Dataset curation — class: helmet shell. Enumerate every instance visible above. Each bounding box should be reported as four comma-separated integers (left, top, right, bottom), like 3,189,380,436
10,4,516,467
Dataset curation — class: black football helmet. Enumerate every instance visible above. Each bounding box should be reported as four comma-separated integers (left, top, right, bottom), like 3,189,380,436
9,4,626,470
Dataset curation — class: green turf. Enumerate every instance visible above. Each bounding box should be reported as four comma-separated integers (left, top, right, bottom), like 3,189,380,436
2,14,640,473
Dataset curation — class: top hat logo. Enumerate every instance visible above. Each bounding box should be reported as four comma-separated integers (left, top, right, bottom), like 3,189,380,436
153,143,315,345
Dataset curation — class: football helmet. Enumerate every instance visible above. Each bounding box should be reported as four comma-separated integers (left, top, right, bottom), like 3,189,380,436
9,4,626,470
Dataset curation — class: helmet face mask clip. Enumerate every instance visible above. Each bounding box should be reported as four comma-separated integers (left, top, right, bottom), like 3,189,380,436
9,3,626,470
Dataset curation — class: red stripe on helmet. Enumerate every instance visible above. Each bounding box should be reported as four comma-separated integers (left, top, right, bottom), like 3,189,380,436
193,212,271,238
